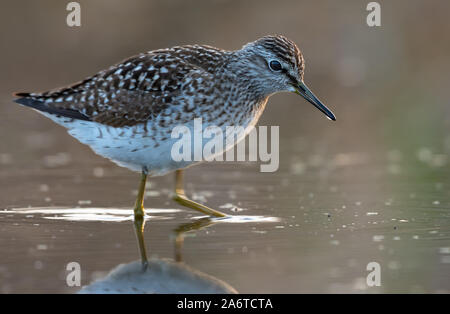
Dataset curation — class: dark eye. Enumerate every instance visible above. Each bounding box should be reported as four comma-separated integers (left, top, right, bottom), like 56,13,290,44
269,60,282,72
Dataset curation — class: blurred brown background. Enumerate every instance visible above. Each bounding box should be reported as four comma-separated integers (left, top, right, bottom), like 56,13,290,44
0,0,449,293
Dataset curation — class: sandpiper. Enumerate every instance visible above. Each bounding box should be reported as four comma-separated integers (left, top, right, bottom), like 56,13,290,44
14,34,335,231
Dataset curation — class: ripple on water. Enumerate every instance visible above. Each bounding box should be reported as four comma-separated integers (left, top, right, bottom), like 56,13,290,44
0,207,181,222
0,207,280,224
195,215,280,224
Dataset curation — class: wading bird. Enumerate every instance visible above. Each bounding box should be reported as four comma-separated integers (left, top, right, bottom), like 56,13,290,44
14,35,336,263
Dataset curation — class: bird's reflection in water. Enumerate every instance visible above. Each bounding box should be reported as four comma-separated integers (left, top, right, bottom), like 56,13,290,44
0,206,278,293
174,217,217,263
79,217,237,294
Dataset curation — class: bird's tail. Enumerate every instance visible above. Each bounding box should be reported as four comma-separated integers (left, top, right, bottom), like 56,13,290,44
12,92,90,121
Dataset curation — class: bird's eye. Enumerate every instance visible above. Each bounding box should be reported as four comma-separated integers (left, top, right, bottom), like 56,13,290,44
269,60,282,72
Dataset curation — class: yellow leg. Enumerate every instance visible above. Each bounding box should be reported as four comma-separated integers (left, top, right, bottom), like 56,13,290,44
133,170,148,268
173,169,227,217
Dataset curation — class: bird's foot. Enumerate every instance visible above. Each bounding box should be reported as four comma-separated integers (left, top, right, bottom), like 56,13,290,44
173,192,227,218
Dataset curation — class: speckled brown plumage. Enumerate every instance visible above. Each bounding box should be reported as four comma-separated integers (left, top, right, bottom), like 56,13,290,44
16,47,224,127
14,35,305,128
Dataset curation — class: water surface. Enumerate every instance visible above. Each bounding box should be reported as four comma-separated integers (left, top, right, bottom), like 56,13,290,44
1,138,449,293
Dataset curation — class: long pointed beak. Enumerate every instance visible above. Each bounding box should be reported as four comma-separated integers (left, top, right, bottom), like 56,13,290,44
294,81,336,121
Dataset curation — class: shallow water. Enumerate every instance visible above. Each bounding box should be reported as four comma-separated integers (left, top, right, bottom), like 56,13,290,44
1,138,449,293
1,0,450,293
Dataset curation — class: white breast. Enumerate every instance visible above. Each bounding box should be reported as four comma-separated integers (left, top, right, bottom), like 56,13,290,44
39,107,262,176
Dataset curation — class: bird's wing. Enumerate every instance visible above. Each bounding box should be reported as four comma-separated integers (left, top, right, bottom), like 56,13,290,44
14,51,214,127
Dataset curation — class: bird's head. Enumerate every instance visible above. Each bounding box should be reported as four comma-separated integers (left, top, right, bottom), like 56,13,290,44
236,35,336,121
